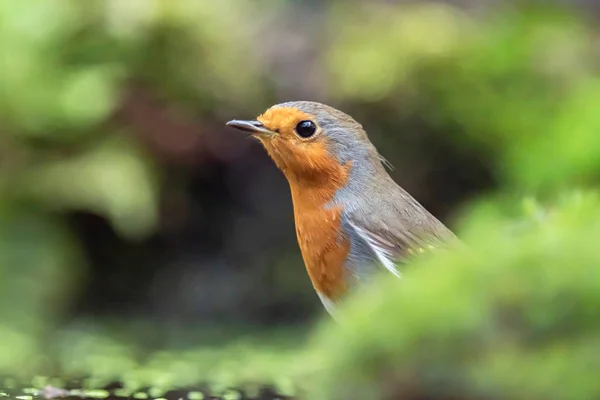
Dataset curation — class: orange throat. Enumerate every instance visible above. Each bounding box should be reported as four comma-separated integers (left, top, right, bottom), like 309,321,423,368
285,162,353,302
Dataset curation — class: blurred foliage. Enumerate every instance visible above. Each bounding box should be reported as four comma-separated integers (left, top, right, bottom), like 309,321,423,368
49,325,307,397
0,0,266,377
0,0,600,398
308,189,600,399
0,206,82,372
326,1,600,191
0,323,310,398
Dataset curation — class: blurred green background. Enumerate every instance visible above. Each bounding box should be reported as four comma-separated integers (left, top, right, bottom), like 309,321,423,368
1,0,600,398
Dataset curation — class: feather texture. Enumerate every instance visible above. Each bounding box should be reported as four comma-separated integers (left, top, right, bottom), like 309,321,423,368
346,219,401,277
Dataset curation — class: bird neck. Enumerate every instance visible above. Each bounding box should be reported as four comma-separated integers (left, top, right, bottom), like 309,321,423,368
285,163,352,302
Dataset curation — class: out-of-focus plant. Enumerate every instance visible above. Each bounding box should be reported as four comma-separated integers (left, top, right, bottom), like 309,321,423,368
0,205,83,373
326,2,600,191
308,189,600,400
0,0,264,375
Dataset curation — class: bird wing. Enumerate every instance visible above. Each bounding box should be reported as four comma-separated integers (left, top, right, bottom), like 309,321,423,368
344,196,455,277
345,219,404,277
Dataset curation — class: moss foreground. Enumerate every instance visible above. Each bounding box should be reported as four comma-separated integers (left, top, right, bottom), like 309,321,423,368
308,192,600,400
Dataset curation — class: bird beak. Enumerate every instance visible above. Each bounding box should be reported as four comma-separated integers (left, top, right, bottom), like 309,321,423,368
226,119,276,137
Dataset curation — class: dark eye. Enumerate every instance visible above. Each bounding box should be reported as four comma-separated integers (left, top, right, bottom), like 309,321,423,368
295,120,317,138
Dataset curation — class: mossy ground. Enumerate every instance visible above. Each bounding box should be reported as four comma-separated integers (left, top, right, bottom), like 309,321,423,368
0,324,318,400
0,384,293,400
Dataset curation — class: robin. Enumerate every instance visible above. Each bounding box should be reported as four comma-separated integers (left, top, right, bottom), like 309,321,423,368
227,101,457,317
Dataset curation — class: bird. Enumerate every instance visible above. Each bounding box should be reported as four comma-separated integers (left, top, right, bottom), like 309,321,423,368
226,101,457,317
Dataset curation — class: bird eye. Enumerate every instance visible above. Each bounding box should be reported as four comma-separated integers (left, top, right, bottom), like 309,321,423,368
295,120,317,138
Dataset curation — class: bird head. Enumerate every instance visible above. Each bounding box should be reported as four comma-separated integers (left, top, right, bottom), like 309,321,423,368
227,101,389,186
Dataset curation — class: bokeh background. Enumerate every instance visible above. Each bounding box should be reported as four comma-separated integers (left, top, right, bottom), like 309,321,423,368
2,0,600,398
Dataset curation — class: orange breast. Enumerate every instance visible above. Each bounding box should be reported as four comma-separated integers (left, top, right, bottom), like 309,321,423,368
291,186,350,301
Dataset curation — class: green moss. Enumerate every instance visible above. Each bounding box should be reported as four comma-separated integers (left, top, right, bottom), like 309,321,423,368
187,391,205,400
148,387,165,398
309,192,600,400
2,379,16,389
113,389,134,397
81,389,110,399
222,389,241,400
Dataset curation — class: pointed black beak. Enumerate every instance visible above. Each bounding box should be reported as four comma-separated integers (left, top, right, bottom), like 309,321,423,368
226,119,276,136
